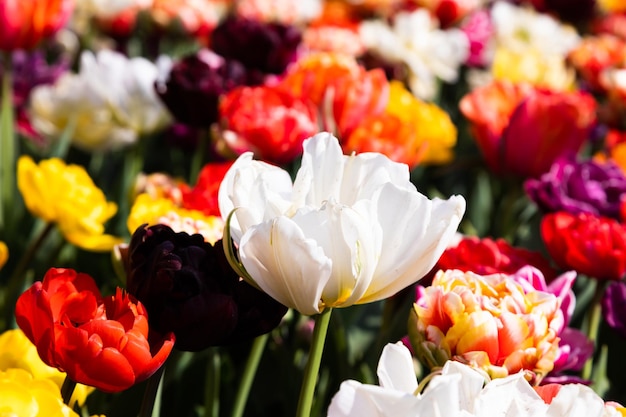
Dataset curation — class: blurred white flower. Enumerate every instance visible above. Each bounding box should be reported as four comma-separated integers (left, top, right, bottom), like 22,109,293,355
236,0,322,24
76,0,149,18
491,1,580,57
30,49,172,152
328,342,624,417
359,9,469,100
218,132,465,315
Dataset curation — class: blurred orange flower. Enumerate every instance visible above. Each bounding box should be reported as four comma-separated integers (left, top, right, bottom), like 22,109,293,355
0,0,73,51
280,52,389,139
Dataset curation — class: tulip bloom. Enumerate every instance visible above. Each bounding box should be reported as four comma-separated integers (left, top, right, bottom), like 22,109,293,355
460,80,597,177
525,157,626,220
280,52,389,140
541,211,626,280
17,156,123,251
217,84,318,164
15,268,175,393
409,269,562,382
126,225,288,351
219,132,465,315
155,49,248,128
602,281,626,338
0,329,93,406
328,342,622,417
0,368,78,417
0,0,74,51
181,161,234,217
433,236,557,281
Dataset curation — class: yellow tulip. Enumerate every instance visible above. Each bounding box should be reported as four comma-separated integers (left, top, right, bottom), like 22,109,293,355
0,329,94,407
0,241,7,270
0,368,78,417
128,193,223,245
598,0,626,12
17,156,123,251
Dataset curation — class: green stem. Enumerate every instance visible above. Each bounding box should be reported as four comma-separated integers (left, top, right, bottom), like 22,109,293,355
230,333,269,417
2,222,54,322
295,308,332,417
203,347,221,417
138,365,166,417
190,129,209,184
582,280,607,381
60,375,77,406
0,51,15,231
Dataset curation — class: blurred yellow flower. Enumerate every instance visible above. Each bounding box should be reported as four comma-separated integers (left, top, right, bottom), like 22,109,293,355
598,0,626,12
0,368,78,417
128,193,224,245
386,81,457,165
344,81,456,168
0,329,94,407
17,156,123,252
0,241,7,270
492,48,576,91
409,269,561,383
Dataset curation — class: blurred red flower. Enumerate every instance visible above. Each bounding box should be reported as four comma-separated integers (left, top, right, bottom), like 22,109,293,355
15,268,174,393
217,84,318,164
434,236,558,281
541,211,626,280
460,80,597,178
0,0,73,51
181,161,234,217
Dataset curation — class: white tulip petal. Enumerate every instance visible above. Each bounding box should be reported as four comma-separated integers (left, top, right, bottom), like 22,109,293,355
360,185,465,303
473,373,547,417
546,384,605,417
238,216,332,315
327,380,418,417
219,153,293,242
441,361,486,412
377,343,417,394
293,132,346,208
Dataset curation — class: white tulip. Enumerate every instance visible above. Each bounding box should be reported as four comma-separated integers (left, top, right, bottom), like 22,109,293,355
218,132,466,315
328,342,622,417
30,49,172,152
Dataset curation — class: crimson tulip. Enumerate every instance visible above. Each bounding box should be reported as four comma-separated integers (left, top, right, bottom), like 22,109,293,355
459,80,597,178
15,268,175,393
541,211,626,280
180,161,234,217
0,0,74,51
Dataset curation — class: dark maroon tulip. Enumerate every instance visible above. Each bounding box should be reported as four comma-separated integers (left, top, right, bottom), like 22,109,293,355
602,281,626,338
210,16,302,77
126,224,288,351
525,157,626,220
155,49,248,128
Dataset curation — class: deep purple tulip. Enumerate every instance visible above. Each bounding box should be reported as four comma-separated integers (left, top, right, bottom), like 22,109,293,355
602,281,626,338
524,157,626,219
155,49,248,128
211,16,302,77
126,224,288,351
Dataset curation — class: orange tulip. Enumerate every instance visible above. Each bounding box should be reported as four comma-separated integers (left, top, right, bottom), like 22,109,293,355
280,52,389,139
0,0,74,51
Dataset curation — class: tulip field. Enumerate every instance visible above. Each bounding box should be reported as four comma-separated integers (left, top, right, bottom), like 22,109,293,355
1,0,626,416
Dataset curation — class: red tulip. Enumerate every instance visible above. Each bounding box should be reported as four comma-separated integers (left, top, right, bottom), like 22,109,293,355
460,80,597,178
0,0,74,51
217,84,318,164
181,161,234,217
15,268,175,393
541,211,626,280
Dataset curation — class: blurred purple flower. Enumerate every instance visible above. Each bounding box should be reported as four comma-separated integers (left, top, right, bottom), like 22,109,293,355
602,281,626,338
211,16,302,78
126,224,288,351
524,157,626,220
155,49,248,128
